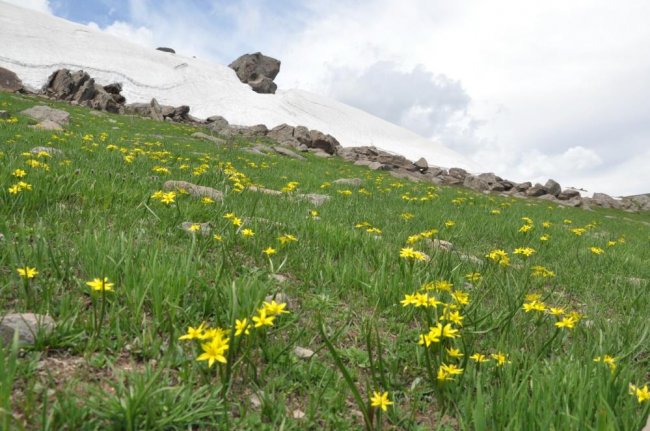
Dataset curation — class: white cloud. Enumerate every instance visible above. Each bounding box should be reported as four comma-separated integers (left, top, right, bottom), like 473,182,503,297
3,0,51,14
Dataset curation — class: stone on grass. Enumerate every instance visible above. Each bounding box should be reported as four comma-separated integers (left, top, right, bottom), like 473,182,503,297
265,292,289,304
299,193,330,206
30,146,63,156
333,178,363,187
163,180,223,201
1,313,55,346
294,346,315,359
0,110,9,119
273,146,306,160
191,132,226,145
21,105,70,126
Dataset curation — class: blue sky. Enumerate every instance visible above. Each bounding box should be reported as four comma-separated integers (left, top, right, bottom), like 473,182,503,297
8,0,650,195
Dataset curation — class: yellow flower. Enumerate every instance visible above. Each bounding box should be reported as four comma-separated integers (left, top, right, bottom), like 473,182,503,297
547,307,566,316
201,197,214,204
213,234,223,242
446,347,464,359
437,363,464,382
531,265,555,278
438,322,460,339
452,291,470,305
179,322,207,340
160,191,176,205
540,234,550,241
470,353,490,363
445,220,455,228
400,212,414,220
465,272,481,282
231,217,243,227
518,224,533,233
418,325,442,346
513,247,536,257
262,247,277,256
263,300,289,316
590,247,604,255
629,384,650,403
370,391,393,411
252,309,275,328
542,221,551,228
491,352,511,366
399,247,428,261
594,355,616,371
486,249,510,266
490,209,501,215
86,277,114,292
571,228,587,236
188,224,201,232
235,318,250,336
523,301,547,312
278,234,297,245
197,336,229,367
241,228,255,237
17,266,38,279
555,316,578,329
12,169,26,178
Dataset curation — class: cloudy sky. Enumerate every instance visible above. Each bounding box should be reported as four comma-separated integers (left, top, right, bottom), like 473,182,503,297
10,0,650,196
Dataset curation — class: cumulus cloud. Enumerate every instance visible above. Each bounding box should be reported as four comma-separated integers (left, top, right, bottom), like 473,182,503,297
328,62,470,138
3,0,52,14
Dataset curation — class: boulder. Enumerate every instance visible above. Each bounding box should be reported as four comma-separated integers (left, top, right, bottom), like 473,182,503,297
557,189,581,200
43,69,126,113
30,146,63,156
448,167,468,180
526,183,548,197
591,192,622,209
0,67,23,92
163,180,224,201
206,115,229,128
29,120,63,131
333,178,363,187
544,179,562,197
21,105,70,126
191,132,226,145
156,47,175,54
428,167,446,177
273,146,306,160
463,173,504,192
515,181,532,192
268,123,295,142
414,157,429,172
1,313,55,346
308,129,341,155
229,52,281,94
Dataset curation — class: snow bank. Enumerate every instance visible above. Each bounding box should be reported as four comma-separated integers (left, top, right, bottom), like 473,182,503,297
0,2,479,170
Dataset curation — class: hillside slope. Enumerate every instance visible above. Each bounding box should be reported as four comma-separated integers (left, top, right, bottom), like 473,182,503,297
0,1,479,171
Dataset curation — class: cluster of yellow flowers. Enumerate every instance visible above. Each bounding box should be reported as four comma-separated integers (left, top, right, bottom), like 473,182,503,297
354,221,382,235
486,249,510,266
151,190,177,205
522,294,581,329
399,247,429,261
405,228,438,245
179,300,289,367
281,181,299,193
221,162,251,192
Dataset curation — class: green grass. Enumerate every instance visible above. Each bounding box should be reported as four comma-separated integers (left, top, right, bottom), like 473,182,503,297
1,92,649,430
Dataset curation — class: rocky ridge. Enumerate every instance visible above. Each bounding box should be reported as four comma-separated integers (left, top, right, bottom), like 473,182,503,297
2,66,647,212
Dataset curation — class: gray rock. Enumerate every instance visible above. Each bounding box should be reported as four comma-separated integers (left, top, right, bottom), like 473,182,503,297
464,173,504,192
268,124,295,142
29,120,63,131
21,105,70,126
439,175,463,186
591,192,622,209
1,313,55,346
526,183,548,197
432,239,454,251
0,67,23,92
150,98,164,121
30,146,63,156
229,52,281,94
311,149,332,158
43,69,125,113
0,110,8,119
332,178,363,187
515,182,532,192
544,179,562,197
557,189,581,200
294,346,315,359
307,129,341,155
294,126,311,146
191,132,226,145
557,197,583,207
206,115,229,129
448,167,468,180
414,157,429,172
428,167,446,177
299,193,330,206
156,47,175,54
163,180,223,201
273,146,306,160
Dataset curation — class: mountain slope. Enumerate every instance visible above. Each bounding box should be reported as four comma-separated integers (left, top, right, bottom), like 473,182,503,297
0,1,479,170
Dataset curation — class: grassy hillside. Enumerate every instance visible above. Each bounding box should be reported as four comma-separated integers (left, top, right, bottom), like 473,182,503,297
1,92,649,430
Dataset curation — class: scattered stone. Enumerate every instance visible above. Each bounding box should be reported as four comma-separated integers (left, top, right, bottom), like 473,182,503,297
248,186,283,196
557,197,583,207
0,110,9,119
265,292,289,304
544,179,562,197
249,393,263,409
163,180,223,201
273,146,306,160
0,233,4,242
0,67,24,92
294,346,315,359
156,47,175,54
29,120,63,131
191,132,226,145
205,115,229,129
311,149,332,158
431,239,454,251
591,192,622,209
448,167,468,180
292,409,306,420
229,52,281,94
30,146,63,156
180,222,211,236
390,169,423,182
1,313,55,346
21,105,70,126
332,178,363,187
269,274,289,283
299,193,330,206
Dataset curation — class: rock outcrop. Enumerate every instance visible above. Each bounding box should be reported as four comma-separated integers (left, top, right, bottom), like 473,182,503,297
43,69,126,113
156,47,175,54
229,52,281,94
123,98,191,122
0,67,23,92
